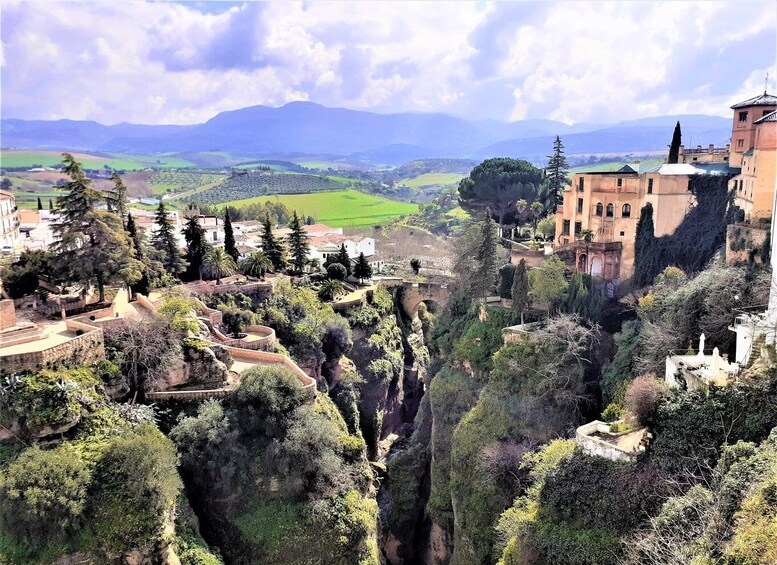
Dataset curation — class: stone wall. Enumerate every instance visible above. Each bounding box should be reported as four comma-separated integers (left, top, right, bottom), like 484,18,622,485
223,345,317,394
575,420,639,463
0,299,16,330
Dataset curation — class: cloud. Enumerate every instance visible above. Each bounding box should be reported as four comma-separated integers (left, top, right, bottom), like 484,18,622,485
0,0,774,125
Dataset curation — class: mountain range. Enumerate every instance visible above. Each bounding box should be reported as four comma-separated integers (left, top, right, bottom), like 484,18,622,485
1,102,732,166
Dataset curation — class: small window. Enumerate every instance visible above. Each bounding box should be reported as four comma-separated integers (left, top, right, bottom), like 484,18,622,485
647,178,654,194
606,204,614,218
578,177,585,191
737,139,744,148
692,157,698,161
739,111,748,123
622,204,631,218
739,180,744,190
595,203,603,216
617,178,623,187
574,221,582,236
577,198,584,214
620,231,625,237
562,220,570,235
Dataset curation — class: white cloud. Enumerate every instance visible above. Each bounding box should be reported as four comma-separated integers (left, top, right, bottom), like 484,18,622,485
0,0,774,125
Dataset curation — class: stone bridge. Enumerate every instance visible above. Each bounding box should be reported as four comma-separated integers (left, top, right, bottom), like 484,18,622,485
376,277,451,317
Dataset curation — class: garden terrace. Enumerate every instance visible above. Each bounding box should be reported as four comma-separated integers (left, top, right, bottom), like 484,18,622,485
575,420,649,462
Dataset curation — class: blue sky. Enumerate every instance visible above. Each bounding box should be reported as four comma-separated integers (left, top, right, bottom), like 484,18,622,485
1,0,775,125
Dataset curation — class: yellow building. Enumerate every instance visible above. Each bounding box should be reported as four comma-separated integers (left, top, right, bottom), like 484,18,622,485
554,163,733,281
732,108,777,222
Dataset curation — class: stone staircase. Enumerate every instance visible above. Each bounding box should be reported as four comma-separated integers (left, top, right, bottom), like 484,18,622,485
0,323,48,348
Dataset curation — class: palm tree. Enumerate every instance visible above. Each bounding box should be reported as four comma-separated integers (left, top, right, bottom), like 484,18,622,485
580,228,596,275
318,279,345,301
531,201,544,237
202,247,236,285
514,199,528,239
241,250,272,280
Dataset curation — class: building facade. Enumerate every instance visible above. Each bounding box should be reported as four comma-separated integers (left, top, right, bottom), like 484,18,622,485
0,190,20,253
732,108,777,221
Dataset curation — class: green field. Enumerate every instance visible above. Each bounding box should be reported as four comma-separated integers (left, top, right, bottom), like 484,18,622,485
148,171,226,196
216,190,418,227
0,150,196,170
400,172,466,188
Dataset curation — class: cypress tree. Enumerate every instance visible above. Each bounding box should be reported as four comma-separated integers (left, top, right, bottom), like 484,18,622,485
223,209,239,262
634,203,657,287
287,211,311,273
511,259,530,326
476,211,499,298
336,243,351,275
261,215,286,272
353,252,372,283
126,211,150,295
668,121,682,164
48,199,53,210
152,201,185,277
37,197,42,210
182,215,209,280
545,135,570,206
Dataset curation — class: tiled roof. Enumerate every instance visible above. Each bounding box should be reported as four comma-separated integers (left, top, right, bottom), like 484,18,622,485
731,92,777,109
309,234,362,246
754,110,777,123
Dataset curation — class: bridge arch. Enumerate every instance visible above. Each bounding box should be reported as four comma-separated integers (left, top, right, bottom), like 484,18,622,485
398,281,450,318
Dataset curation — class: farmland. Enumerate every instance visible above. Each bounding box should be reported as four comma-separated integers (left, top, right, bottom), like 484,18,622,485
148,171,226,196
0,150,196,170
213,190,418,227
399,172,466,188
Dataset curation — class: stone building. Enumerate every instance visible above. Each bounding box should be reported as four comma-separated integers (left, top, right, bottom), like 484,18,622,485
0,190,20,253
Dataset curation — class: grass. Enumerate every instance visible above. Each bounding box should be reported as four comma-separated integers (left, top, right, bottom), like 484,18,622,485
400,172,466,189
215,189,418,227
0,150,196,170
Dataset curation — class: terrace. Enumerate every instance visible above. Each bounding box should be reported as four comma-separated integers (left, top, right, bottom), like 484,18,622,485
576,420,650,462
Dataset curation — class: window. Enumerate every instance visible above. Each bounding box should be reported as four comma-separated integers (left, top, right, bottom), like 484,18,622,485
692,157,698,161
622,204,631,218
647,178,654,194
617,178,623,187
739,111,748,123
620,231,625,236
562,220,570,235
574,221,582,236
595,203,603,216
578,177,585,191
606,204,614,218
577,198,583,214
737,139,744,148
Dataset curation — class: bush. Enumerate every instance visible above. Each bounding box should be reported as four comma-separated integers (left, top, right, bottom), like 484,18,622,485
624,374,668,425
327,263,347,281
601,403,623,422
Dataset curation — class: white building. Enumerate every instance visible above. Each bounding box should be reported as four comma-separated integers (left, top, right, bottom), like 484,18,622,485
18,209,55,251
0,190,20,254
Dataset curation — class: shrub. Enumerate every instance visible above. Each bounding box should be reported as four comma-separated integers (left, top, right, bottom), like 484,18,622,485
625,374,668,425
601,403,623,422
327,262,347,281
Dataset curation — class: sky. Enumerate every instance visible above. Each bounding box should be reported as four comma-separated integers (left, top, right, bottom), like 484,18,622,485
1,0,775,126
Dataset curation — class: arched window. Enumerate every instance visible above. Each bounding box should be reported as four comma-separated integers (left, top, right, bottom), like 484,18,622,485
606,203,614,218
622,204,631,218
595,203,603,216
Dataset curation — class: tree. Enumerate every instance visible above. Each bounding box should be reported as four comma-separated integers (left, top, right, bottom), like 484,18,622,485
327,262,347,281
545,135,570,206
530,201,544,236
634,203,657,287
261,214,286,272
125,211,151,295
624,374,668,425
241,250,272,279
106,171,128,227
335,244,352,275
319,278,346,301
476,212,499,298
458,158,546,229
511,259,530,325
353,252,372,283
529,255,568,314
182,215,209,281
202,247,237,284
410,258,421,274
538,216,555,240
0,250,54,299
668,120,682,164
223,208,239,262
151,201,186,277
0,177,11,191
287,211,310,273
498,263,517,298
36,196,42,210
51,153,140,302
220,306,254,337
48,198,53,210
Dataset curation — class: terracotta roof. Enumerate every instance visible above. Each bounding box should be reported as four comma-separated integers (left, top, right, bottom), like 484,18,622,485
754,110,777,124
18,210,39,224
731,92,777,109
308,234,364,246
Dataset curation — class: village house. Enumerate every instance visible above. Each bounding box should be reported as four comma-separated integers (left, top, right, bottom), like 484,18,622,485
0,190,20,254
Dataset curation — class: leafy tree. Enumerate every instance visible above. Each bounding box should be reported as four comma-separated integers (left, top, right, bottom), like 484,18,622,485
511,259,530,325
545,135,570,206
220,305,254,337
353,252,372,283
529,255,568,314
241,250,272,279
106,171,128,226
287,211,310,273
152,201,186,277
410,258,421,274
261,215,286,272
223,209,239,262
182,215,210,281
498,263,517,298
458,158,546,229
530,201,544,235
0,177,11,191
202,247,237,284
538,216,555,240
326,262,347,281
51,153,140,302
668,120,682,164
36,196,42,210
0,250,54,298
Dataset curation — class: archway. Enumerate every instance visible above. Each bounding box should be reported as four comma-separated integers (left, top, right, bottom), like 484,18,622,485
577,253,588,273
591,256,603,278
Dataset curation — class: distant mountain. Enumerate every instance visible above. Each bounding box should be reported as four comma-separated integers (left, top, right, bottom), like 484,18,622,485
0,103,732,166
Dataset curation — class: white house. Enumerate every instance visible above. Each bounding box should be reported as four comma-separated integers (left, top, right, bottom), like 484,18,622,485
0,190,20,253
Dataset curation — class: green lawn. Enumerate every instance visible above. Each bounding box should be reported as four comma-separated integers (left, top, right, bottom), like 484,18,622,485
0,150,196,170
400,172,466,188
216,190,418,227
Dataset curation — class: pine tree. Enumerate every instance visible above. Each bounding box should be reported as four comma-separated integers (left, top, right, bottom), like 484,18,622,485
287,211,311,273
261,215,286,272
151,201,186,277
634,203,657,287
36,197,42,210
511,258,530,326
51,153,141,302
106,171,128,227
223,209,239,262
668,121,682,164
182,215,209,280
336,243,351,275
476,211,499,298
545,135,570,206
126,211,151,296
353,252,372,283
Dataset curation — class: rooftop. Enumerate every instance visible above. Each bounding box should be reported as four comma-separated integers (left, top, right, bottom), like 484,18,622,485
731,91,777,109
754,110,777,124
